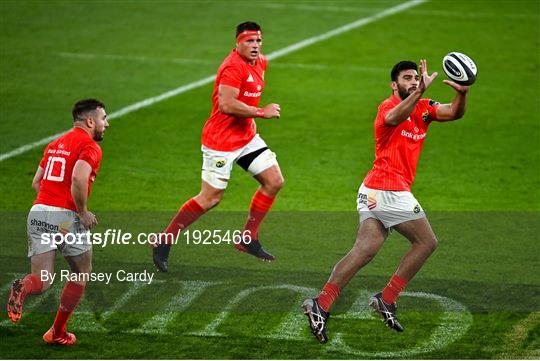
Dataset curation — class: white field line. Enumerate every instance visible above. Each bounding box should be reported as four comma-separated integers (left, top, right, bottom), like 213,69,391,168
496,311,540,359
0,281,472,356
191,284,316,337
266,285,317,340
0,0,426,163
264,0,425,62
57,52,216,66
332,289,375,320
1,278,63,328
0,273,25,295
73,280,148,332
259,2,387,13
57,52,386,73
328,291,473,358
0,272,26,326
414,9,538,19
132,280,218,334
257,3,537,19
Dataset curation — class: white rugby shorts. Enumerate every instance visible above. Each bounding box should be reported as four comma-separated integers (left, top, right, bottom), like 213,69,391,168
356,183,426,228
201,134,278,189
27,204,92,258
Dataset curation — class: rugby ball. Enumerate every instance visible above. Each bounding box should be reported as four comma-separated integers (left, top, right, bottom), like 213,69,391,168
442,52,477,85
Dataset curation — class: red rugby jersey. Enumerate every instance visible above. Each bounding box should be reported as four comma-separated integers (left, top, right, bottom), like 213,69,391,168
35,127,102,211
363,95,440,191
201,49,267,151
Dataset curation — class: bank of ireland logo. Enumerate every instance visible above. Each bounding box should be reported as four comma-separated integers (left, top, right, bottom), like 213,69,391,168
413,204,421,214
215,159,226,168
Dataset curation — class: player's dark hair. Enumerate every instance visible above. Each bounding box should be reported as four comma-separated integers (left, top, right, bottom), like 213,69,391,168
391,61,418,81
72,98,105,122
236,22,261,37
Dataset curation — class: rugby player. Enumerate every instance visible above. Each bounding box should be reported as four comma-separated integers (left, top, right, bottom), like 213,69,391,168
302,60,469,343
152,22,283,272
7,99,108,346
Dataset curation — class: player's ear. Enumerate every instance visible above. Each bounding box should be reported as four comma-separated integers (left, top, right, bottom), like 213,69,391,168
390,81,398,91
85,116,95,129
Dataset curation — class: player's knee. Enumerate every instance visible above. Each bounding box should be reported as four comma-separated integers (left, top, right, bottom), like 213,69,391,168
262,174,284,195
198,193,222,210
207,197,221,209
428,236,438,253
270,175,285,193
417,236,438,254
360,245,379,261
353,241,380,262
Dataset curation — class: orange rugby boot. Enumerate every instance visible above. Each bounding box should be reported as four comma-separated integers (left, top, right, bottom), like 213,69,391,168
43,327,77,346
7,279,25,323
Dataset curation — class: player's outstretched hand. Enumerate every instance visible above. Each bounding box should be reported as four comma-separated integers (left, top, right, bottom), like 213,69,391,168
78,210,97,229
262,103,281,119
417,59,438,94
443,79,469,94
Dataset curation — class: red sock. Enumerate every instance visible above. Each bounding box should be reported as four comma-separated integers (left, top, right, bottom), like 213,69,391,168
163,198,205,243
53,281,85,335
243,190,275,239
22,274,43,296
318,283,340,312
382,274,408,304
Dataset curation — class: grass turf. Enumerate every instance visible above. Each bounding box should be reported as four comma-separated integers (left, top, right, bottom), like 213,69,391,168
0,0,539,359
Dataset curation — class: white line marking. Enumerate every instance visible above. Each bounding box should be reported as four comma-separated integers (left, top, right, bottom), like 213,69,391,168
0,273,25,296
57,52,386,73
328,291,473,358
1,279,62,328
0,279,473,355
255,3,537,19
332,289,375,320
264,0,426,62
266,285,317,340
101,281,148,320
0,0,426,163
191,284,316,337
0,272,26,327
73,280,148,332
133,280,218,334
56,52,216,66
258,2,387,13
496,311,540,359
414,9,538,19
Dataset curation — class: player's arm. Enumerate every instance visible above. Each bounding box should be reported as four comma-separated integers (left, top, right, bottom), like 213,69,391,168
31,166,44,194
434,80,469,122
384,91,423,126
71,159,97,229
385,59,438,126
218,85,280,119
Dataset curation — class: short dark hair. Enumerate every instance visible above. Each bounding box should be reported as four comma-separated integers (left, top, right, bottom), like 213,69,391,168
72,98,105,122
236,21,261,37
391,61,418,81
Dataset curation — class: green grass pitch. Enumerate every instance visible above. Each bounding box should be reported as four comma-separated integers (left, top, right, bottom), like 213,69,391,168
0,0,539,359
